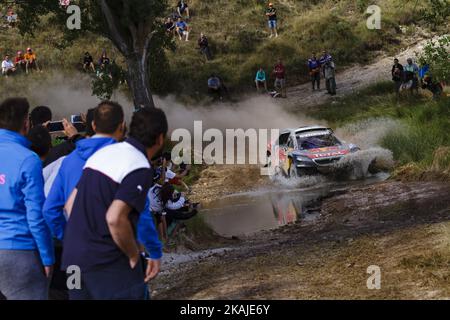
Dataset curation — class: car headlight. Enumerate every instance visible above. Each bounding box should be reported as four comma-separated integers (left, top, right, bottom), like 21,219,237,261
296,155,312,162
349,144,360,153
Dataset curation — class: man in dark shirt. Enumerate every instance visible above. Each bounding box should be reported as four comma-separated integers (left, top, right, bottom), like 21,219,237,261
62,108,168,300
83,52,95,72
177,0,190,19
391,58,404,94
266,3,278,38
198,33,212,61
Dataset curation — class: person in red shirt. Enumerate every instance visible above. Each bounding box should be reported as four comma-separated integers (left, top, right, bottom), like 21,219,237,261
14,51,26,72
272,59,286,98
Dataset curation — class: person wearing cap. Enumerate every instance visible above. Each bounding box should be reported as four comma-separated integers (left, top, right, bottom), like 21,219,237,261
24,48,40,74
266,3,278,38
14,51,26,72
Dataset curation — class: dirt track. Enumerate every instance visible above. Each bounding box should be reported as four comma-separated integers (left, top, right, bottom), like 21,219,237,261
153,181,450,299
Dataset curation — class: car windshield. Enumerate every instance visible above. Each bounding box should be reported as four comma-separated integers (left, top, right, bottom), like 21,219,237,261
297,134,340,150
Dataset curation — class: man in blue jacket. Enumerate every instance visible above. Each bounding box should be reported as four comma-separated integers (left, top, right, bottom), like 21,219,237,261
0,97,55,300
44,101,163,264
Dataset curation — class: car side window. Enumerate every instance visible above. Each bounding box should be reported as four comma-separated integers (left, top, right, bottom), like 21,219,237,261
278,133,290,147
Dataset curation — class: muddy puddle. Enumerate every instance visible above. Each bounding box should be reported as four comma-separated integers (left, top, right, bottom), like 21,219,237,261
202,173,390,237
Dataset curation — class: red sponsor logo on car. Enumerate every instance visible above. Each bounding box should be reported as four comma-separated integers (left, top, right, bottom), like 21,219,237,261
308,150,349,159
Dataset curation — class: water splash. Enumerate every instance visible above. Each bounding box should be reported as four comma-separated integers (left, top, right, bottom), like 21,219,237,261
333,147,394,179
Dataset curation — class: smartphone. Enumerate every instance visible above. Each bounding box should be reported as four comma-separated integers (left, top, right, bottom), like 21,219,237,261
70,115,82,123
72,122,86,133
47,121,64,133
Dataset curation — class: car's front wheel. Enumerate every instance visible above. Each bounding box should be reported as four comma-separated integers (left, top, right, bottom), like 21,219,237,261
289,162,299,179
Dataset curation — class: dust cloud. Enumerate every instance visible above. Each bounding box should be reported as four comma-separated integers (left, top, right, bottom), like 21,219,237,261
19,74,398,181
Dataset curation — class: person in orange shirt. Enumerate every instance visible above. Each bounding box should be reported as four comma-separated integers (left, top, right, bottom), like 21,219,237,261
24,48,41,74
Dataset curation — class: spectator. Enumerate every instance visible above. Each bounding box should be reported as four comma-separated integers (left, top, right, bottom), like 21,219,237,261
6,9,17,28
24,48,40,74
83,52,95,73
98,51,111,73
43,110,94,200
421,74,443,100
61,107,168,300
404,58,419,94
266,3,278,38
14,51,26,72
164,17,176,35
2,54,16,76
323,59,337,95
255,67,268,92
59,0,71,7
308,53,321,91
27,125,52,162
273,59,286,98
30,105,52,128
198,33,212,61
208,74,223,100
176,17,190,41
43,118,83,167
177,0,190,19
0,97,55,300
391,58,404,94
160,151,190,191
319,50,332,66
44,101,125,241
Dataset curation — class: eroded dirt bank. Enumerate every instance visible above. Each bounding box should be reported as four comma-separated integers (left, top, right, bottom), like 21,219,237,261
153,181,450,299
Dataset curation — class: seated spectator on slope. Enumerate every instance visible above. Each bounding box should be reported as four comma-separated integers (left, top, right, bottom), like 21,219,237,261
27,125,52,162
24,48,40,74
255,67,268,92
83,52,95,73
2,55,16,76
14,51,26,72
6,9,17,28
30,105,52,128
98,51,110,68
176,17,190,41
421,74,443,100
208,74,223,99
177,0,190,20
198,33,212,61
164,17,176,35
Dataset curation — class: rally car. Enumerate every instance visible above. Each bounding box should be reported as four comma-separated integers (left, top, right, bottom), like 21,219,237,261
267,126,360,178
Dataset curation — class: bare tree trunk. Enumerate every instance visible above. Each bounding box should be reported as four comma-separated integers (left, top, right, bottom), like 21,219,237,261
126,53,155,109
100,0,156,109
